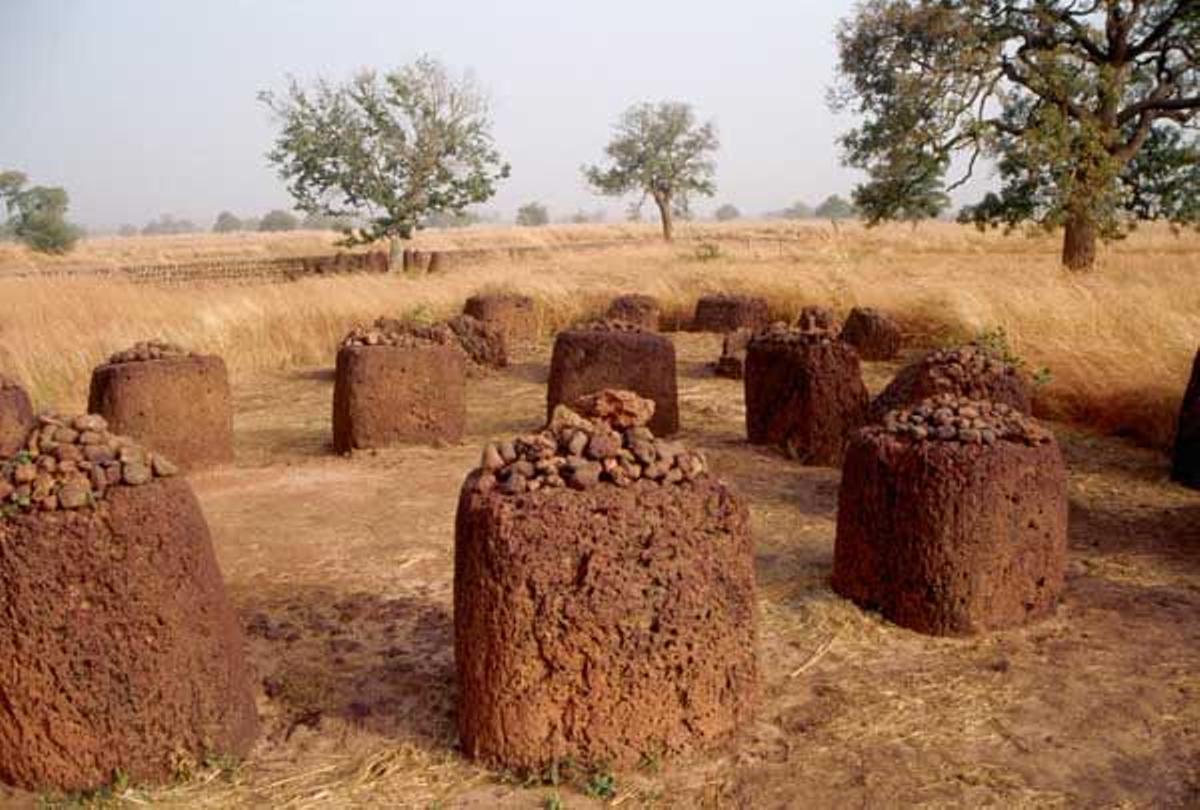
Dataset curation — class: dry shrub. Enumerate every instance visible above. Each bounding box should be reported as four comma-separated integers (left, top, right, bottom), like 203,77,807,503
0,221,1196,448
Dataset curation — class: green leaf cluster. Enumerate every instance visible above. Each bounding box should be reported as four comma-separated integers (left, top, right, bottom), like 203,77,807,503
0,170,81,254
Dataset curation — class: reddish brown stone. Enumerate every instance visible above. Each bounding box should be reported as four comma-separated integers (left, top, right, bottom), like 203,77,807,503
0,478,259,791
364,250,390,274
743,331,868,465
870,344,1031,421
840,307,902,361
714,329,753,379
547,327,679,436
606,294,661,330
87,354,234,471
463,293,538,347
1172,346,1200,489
831,411,1067,636
332,344,466,452
795,305,837,332
0,377,34,457
692,294,770,332
445,314,507,369
455,473,758,770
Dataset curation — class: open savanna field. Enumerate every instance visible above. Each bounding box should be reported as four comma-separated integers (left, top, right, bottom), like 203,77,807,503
2,221,1199,808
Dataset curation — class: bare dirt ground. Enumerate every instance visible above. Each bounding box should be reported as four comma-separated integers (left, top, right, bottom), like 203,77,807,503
8,333,1200,809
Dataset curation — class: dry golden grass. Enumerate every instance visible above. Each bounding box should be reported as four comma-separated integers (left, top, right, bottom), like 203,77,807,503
0,221,1196,448
0,220,720,274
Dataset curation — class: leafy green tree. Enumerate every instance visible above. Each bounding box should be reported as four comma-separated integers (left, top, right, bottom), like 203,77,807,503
259,209,298,232
584,101,719,241
815,194,857,221
516,201,549,226
714,203,741,222
423,209,481,228
0,170,81,254
301,211,354,231
832,0,1200,270
213,211,243,233
259,56,510,252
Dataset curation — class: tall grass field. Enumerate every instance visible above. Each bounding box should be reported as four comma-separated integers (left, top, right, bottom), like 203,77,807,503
1,220,1196,449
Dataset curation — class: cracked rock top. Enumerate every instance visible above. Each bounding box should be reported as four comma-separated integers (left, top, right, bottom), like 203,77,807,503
872,394,1053,446
108,340,195,364
1,412,179,517
471,389,708,496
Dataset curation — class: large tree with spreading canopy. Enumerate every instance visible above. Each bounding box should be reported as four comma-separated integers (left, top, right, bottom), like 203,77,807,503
259,56,509,251
584,102,719,241
832,0,1199,270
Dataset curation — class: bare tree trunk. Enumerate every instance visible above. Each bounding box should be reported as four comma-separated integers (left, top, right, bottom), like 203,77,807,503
1062,212,1097,271
654,194,674,242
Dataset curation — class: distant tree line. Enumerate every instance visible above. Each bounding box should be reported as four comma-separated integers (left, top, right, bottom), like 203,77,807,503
110,209,363,238
763,195,857,222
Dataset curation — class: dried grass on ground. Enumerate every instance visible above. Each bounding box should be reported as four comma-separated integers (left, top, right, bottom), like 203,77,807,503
0,221,1196,448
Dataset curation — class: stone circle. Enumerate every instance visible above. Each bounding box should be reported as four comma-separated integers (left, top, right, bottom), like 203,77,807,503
870,341,1032,421
692,293,770,332
0,418,258,790
713,328,753,379
463,293,538,347
744,324,869,465
332,330,466,452
0,374,34,458
795,305,838,332
547,322,679,435
87,343,234,471
839,306,902,361
605,294,661,330
832,394,1068,636
455,392,758,769
1172,346,1200,489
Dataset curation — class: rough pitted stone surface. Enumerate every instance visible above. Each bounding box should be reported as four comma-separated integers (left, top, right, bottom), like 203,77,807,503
1172,347,1200,489
0,474,259,791
870,343,1032,421
606,294,661,331
744,326,868,465
571,389,656,431
87,350,233,471
692,294,770,333
455,402,758,769
840,307,902,361
547,327,679,436
445,314,508,369
332,342,466,452
0,375,34,458
0,412,179,514
795,305,838,332
832,395,1067,637
106,339,195,365
464,293,538,347
713,328,753,379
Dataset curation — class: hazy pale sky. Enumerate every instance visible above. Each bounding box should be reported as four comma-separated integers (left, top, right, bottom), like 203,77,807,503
2,0,876,230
